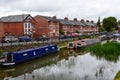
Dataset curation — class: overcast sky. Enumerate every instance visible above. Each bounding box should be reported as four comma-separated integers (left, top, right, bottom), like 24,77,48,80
0,0,120,21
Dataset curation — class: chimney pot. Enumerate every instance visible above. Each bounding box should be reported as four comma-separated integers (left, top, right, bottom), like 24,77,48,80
86,20,89,22
81,19,84,22
52,16,56,19
64,17,68,20
74,18,77,21
91,20,94,23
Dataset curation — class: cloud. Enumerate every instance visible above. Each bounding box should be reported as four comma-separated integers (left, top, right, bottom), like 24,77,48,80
0,0,120,21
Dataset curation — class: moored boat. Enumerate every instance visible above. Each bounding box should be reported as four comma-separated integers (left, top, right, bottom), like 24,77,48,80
67,38,100,50
67,42,74,50
68,40,83,50
0,44,59,67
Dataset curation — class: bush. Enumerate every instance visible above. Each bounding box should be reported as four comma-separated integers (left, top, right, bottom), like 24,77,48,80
0,49,3,58
87,41,120,62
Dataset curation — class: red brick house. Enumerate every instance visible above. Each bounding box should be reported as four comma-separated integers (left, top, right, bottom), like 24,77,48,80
59,18,98,36
0,20,4,41
59,17,85,35
34,15,98,38
34,15,59,38
0,14,36,38
80,19,98,34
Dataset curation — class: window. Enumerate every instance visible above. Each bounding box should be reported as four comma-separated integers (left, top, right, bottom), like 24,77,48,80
25,23,27,28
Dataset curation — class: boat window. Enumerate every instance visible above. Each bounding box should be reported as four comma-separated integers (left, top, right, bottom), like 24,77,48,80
77,43,81,45
33,52,36,55
23,53,28,56
69,43,73,46
45,48,48,51
52,47,55,49
81,40,85,42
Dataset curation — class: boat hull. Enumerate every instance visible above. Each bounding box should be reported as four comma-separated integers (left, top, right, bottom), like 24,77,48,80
1,44,59,67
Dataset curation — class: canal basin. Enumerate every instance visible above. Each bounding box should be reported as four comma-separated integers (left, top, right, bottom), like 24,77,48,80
0,47,120,80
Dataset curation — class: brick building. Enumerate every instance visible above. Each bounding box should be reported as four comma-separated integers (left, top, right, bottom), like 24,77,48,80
80,19,98,34
34,15,98,37
58,17,85,35
0,20,4,41
34,15,59,38
0,14,98,39
0,14,36,37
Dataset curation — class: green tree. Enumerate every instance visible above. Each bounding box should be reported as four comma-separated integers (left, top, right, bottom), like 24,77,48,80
59,29,64,35
97,17,104,32
97,17,101,27
103,17,117,32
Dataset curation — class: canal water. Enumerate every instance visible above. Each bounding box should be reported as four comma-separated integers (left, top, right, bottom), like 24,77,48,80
0,48,120,80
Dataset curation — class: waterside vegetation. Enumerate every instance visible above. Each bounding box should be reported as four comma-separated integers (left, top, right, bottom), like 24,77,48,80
87,41,120,62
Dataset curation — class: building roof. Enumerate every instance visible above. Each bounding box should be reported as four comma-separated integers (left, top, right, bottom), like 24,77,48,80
58,19,85,26
37,15,59,22
0,14,31,22
36,15,97,27
81,21,97,26
58,19,73,25
0,19,2,22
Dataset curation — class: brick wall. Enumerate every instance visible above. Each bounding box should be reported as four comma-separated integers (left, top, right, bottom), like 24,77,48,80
0,22,4,38
3,22,24,36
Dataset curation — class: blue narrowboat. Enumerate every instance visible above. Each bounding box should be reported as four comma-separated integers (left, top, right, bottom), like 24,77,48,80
0,44,59,67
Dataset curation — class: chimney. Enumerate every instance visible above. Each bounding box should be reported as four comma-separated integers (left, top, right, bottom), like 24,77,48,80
73,18,77,21
64,17,68,20
52,16,56,19
91,20,94,23
80,19,84,22
86,20,89,23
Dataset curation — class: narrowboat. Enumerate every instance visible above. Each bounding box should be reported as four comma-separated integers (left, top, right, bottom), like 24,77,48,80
67,38,100,50
0,44,59,67
67,40,83,50
67,42,74,50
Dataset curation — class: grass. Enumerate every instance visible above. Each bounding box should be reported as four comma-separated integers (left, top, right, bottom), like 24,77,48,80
87,41,120,62
114,71,120,80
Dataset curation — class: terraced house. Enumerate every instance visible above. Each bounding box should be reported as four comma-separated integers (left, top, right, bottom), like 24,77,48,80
34,15,98,37
59,17,85,36
0,14,36,37
0,14,98,40
34,15,59,38
59,18,98,35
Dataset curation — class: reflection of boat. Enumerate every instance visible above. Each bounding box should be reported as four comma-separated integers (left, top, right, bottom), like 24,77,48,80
114,38,120,43
114,70,120,80
0,53,58,80
0,44,59,67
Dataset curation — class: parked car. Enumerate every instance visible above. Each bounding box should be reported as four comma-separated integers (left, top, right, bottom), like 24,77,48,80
3,35,18,43
19,36,32,42
65,35,72,39
59,35,66,39
36,35,50,41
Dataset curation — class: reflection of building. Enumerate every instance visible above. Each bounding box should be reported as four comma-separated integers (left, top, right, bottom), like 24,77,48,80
0,14,36,37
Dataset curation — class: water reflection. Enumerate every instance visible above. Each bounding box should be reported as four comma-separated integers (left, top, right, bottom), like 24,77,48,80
0,53,58,80
0,49,120,80
91,52,120,63
29,53,120,80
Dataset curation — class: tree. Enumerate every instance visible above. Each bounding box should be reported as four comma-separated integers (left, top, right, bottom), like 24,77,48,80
97,17,101,27
103,17,117,32
97,17,104,32
59,29,64,35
